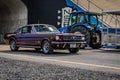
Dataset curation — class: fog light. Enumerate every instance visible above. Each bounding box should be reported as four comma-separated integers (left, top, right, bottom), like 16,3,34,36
57,44,59,47
81,37,85,40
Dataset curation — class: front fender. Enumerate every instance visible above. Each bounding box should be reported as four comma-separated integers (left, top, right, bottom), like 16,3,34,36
9,37,16,44
95,24,102,31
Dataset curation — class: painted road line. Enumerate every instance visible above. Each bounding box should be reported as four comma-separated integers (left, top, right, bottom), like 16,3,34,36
0,53,120,70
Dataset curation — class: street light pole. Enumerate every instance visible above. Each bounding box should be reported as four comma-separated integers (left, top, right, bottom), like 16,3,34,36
88,0,90,12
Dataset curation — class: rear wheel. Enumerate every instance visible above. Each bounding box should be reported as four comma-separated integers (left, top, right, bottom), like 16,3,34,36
69,48,79,53
10,40,19,51
90,32,101,49
71,26,90,49
42,40,53,54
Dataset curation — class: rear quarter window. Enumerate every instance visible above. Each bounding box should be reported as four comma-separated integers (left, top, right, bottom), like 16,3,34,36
22,26,31,33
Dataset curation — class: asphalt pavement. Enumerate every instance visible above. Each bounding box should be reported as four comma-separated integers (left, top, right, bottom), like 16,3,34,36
0,45,120,74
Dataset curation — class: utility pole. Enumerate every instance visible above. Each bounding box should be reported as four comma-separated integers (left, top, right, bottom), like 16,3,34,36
88,0,90,12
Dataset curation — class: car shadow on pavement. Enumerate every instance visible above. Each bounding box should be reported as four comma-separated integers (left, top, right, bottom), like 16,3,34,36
94,48,120,54
0,49,80,57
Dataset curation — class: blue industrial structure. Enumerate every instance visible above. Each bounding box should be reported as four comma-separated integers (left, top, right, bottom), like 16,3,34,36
59,0,102,49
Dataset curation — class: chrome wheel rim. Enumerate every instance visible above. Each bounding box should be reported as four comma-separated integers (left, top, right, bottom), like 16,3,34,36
10,41,16,50
96,33,100,43
93,33,100,44
43,41,50,53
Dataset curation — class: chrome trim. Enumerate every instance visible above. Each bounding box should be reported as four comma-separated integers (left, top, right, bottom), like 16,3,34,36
17,45,40,48
63,36,84,40
51,41,86,44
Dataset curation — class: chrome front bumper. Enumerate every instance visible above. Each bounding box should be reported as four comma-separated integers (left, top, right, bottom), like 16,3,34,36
51,41,86,44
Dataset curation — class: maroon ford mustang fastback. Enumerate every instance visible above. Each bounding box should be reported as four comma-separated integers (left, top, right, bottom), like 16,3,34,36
4,24,86,54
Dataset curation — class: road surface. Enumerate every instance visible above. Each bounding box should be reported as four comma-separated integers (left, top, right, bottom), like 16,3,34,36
0,45,120,74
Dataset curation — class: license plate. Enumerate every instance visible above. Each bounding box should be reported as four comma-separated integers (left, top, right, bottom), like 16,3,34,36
70,44,76,48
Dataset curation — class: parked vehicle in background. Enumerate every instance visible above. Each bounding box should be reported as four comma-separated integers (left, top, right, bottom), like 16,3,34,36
102,10,120,49
60,11,102,49
4,24,86,54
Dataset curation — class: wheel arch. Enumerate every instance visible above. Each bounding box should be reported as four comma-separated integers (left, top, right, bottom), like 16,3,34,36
70,24,90,32
9,37,16,44
41,38,51,46
41,38,53,54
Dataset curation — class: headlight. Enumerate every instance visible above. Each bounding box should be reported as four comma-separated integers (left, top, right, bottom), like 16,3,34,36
55,36,60,40
81,37,85,40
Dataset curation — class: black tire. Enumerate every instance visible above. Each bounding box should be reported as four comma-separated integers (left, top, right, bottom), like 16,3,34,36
69,48,79,53
116,46,120,49
71,26,90,49
42,40,53,54
10,40,19,51
90,32,101,49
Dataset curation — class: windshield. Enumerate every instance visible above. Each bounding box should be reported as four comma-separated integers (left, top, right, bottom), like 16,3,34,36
77,14,85,24
34,25,60,33
69,13,98,26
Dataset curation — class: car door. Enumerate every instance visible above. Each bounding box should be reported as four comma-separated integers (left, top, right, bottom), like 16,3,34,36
16,26,35,45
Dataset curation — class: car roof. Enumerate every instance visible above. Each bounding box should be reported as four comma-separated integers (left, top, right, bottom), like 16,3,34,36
24,24,53,27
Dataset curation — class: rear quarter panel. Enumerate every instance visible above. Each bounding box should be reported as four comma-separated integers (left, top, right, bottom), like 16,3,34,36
4,33,16,44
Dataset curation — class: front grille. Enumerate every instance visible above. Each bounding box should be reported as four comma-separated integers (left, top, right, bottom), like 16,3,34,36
64,36,82,40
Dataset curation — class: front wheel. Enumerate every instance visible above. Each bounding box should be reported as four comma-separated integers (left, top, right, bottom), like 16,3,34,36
68,48,79,53
10,40,19,51
42,40,53,54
